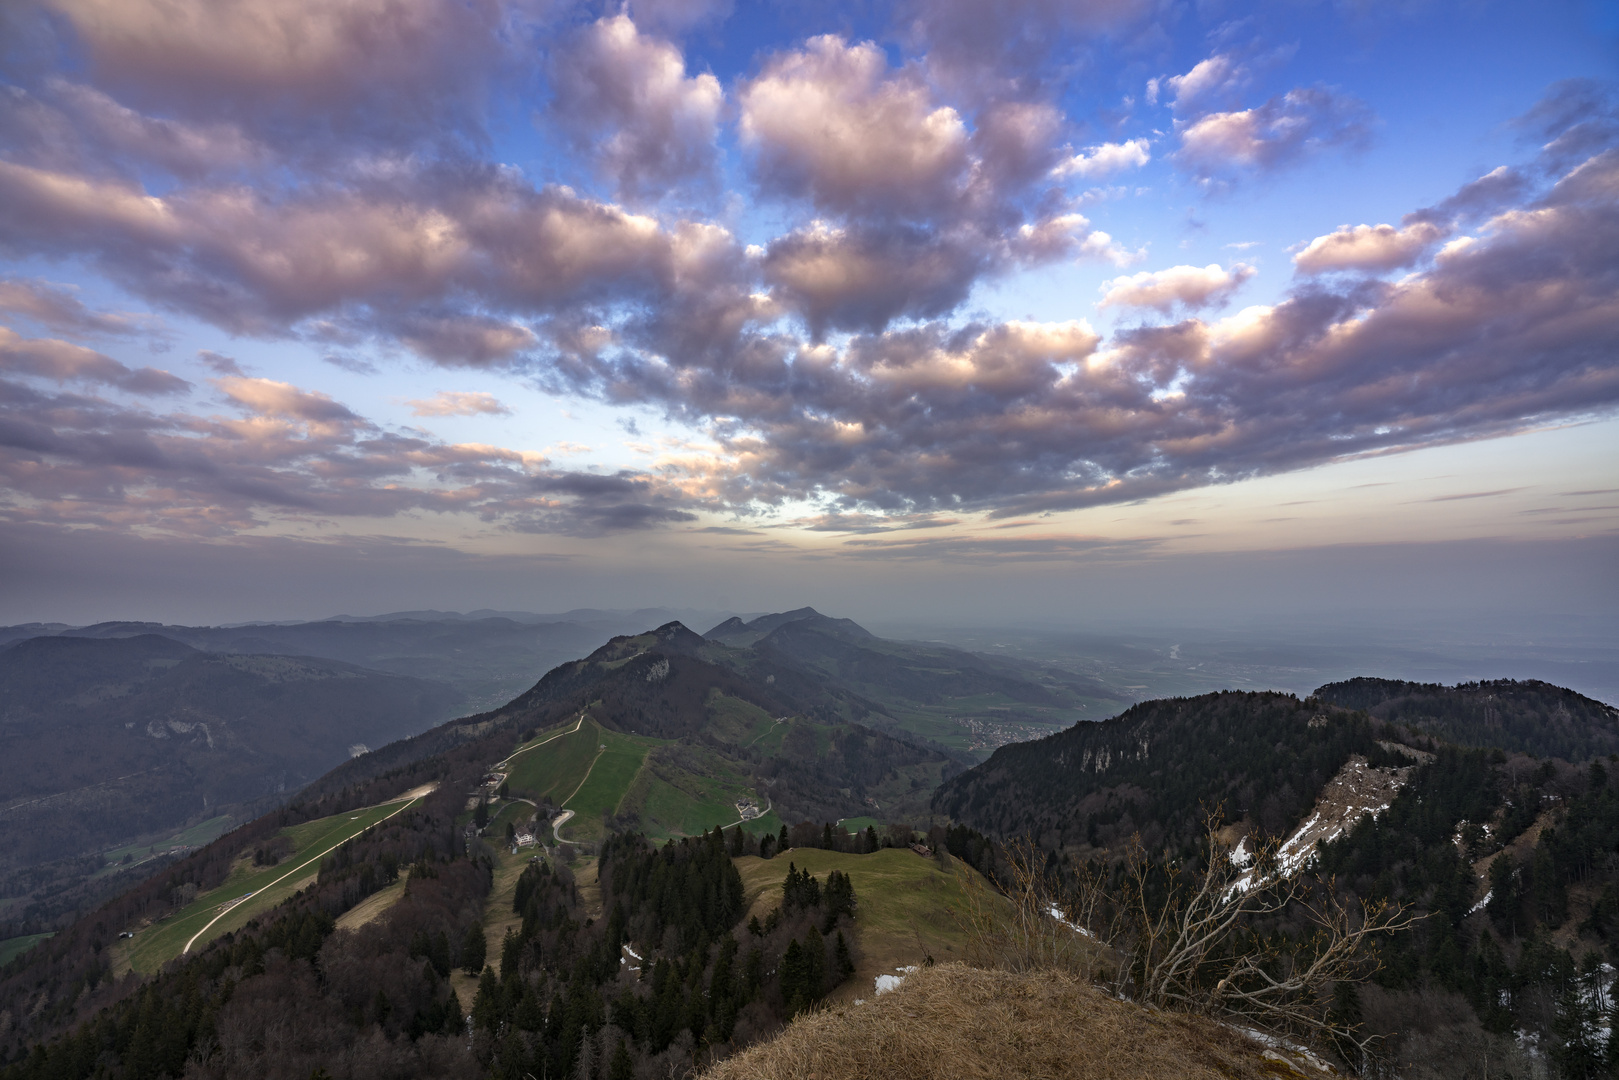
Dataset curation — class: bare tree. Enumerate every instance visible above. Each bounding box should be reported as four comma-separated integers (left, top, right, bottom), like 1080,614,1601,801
954,809,1420,1062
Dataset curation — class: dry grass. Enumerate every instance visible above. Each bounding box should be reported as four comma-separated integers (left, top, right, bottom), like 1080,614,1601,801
701,963,1316,1080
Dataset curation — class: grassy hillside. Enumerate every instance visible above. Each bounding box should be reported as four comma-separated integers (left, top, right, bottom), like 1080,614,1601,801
735,847,999,998
700,963,1312,1080
116,790,427,974
0,934,52,968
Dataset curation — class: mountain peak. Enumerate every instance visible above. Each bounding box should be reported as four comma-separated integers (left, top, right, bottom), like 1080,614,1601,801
702,606,872,647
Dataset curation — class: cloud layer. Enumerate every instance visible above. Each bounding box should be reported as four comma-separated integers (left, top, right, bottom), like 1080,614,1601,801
0,1,1614,550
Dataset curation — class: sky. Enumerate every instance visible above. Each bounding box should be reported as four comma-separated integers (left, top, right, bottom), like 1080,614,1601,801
0,0,1615,629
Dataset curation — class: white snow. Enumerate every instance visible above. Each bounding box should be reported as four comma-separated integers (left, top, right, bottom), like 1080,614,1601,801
875,965,919,995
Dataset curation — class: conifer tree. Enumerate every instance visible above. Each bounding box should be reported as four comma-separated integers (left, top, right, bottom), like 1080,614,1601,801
462,923,487,974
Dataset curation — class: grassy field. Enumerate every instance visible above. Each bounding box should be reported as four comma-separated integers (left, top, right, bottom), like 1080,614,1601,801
116,793,424,974
502,718,602,802
835,816,883,834
94,815,237,879
628,746,763,840
703,691,779,744
0,933,53,967
734,847,1008,1002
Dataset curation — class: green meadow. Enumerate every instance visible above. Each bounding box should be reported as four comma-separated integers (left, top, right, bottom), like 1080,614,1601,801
118,795,421,974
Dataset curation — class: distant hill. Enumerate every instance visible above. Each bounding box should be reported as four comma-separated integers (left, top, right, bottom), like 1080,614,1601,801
704,608,1123,757
1313,676,1619,761
0,634,457,925
29,616,632,713
932,691,1388,852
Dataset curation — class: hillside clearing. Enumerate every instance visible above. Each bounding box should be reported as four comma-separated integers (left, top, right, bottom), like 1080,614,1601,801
116,789,428,973
735,847,1002,1000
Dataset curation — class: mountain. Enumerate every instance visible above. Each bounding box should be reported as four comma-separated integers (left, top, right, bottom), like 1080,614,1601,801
0,616,979,1080
932,683,1619,1075
458,620,959,832
1314,676,1619,761
0,634,458,925
704,608,1123,758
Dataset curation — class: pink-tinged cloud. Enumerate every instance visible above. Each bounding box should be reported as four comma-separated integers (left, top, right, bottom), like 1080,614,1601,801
406,391,512,418
38,0,507,149
1293,222,1445,274
0,370,702,537
1097,263,1255,313
1165,54,1246,112
740,36,972,220
0,159,704,345
550,135,1619,519
1176,87,1370,177
0,326,187,394
0,278,148,337
549,15,723,200
1053,139,1151,180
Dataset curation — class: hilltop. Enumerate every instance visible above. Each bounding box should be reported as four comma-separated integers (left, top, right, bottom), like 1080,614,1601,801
1314,676,1619,760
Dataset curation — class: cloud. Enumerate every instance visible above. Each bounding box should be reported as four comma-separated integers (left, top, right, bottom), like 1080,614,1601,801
0,369,706,538
0,158,697,345
1292,221,1445,274
895,0,1152,104
761,222,991,336
1097,263,1255,313
1176,87,1371,178
406,391,513,418
626,0,733,34
1165,54,1246,113
1053,139,1152,180
34,0,509,152
740,35,972,221
548,15,723,200
0,277,149,337
0,326,188,394
550,133,1619,523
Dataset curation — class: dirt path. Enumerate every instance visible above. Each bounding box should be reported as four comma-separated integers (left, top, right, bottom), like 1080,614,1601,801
551,809,577,844
182,785,433,954
496,715,584,769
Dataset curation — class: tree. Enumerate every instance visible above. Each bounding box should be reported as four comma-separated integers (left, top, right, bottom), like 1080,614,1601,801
609,1039,634,1080
778,825,790,853
956,813,1419,1057
462,922,487,974
474,799,489,830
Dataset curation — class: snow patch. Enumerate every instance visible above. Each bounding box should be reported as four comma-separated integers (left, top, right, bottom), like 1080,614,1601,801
875,965,919,995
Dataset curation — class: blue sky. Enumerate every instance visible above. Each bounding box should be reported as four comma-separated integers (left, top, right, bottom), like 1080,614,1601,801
0,0,1613,625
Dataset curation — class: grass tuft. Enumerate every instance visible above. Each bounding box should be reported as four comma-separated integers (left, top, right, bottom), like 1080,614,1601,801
700,962,1314,1080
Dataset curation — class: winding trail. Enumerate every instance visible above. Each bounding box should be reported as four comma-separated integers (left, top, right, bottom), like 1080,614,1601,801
551,809,577,845
182,784,434,955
